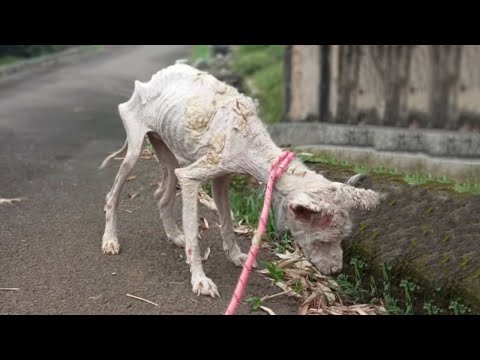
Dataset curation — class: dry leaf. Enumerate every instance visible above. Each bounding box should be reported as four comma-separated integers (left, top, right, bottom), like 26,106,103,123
127,175,137,181
202,218,209,229
128,192,140,200
202,247,211,261
234,225,253,235
0,197,25,205
259,306,276,315
299,304,309,315
198,190,218,213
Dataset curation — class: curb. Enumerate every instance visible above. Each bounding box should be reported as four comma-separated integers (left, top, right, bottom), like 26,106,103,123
0,45,105,80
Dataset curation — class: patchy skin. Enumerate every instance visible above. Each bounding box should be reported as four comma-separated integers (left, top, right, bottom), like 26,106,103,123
185,97,215,138
100,62,385,298
206,133,226,166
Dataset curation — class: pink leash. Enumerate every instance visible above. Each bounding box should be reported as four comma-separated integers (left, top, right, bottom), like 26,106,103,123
225,150,295,315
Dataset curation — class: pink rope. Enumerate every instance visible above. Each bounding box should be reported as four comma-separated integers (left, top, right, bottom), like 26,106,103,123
225,150,295,315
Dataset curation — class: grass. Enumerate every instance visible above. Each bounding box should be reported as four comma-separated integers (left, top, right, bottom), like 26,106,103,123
190,45,209,62
335,256,472,315
228,176,278,240
232,45,284,124
0,55,21,66
246,296,262,311
0,45,104,68
298,151,480,196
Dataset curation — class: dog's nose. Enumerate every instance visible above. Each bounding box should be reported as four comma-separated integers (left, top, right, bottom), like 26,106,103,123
329,265,342,274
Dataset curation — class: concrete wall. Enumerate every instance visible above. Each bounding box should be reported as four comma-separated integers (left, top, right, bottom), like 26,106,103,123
284,45,480,133
281,45,480,159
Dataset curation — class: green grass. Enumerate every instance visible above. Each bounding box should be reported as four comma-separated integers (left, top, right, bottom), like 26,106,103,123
232,45,284,124
335,257,472,315
0,55,21,66
190,45,209,62
0,45,103,68
228,176,278,240
298,151,480,196
246,296,262,311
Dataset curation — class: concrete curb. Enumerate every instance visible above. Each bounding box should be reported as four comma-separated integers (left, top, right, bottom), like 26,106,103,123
0,45,105,80
268,122,480,158
268,122,480,181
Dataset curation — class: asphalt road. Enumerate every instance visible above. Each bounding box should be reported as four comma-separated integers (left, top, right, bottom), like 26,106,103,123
0,45,298,314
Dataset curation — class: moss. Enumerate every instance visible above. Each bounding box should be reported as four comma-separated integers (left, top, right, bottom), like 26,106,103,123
441,254,450,265
421,223,431,236
459,255,472,268
358,222,368,234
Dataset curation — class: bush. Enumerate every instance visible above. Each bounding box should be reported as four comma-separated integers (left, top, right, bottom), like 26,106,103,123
232,45,284,124
0,45,73,59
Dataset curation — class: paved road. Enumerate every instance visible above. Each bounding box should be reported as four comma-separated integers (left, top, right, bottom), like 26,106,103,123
0,45,298,314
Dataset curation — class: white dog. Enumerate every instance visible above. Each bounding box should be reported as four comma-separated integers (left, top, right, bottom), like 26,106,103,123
100,62,384,298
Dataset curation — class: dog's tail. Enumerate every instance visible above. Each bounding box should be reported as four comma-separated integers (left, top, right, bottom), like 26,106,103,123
99,139,128,170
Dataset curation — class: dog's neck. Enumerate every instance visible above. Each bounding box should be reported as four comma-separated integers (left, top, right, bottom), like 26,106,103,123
243,143,322,197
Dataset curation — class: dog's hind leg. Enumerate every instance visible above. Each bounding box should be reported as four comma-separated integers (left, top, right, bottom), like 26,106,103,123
212,176,256,268
147,133,185,248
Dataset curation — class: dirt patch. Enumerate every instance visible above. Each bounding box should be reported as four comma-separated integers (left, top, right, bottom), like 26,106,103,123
307,163,480,313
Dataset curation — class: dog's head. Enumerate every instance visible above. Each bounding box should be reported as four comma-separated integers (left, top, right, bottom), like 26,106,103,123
280,182,385,275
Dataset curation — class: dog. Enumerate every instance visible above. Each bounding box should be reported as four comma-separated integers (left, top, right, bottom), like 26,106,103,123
99,62,385,297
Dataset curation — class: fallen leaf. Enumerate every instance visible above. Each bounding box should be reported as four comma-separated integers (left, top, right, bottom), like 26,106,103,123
127,192,139,200
0,198,25,205
299,304,309,315
202,247,211,261
259,306,276,315
234,224,254,235
127,175,137,181
198,190,218,213
201,217,209,229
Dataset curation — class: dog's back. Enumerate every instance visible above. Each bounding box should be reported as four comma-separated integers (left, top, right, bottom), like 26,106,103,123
119,63,259,167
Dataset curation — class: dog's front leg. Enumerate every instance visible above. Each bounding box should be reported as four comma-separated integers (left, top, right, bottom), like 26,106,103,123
175,158,220,298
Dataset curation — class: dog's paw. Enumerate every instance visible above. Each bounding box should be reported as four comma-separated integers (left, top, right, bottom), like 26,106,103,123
170,234,186,248
167,231,185,248
102,236,120,255
230,253,257,268
191,275,219,298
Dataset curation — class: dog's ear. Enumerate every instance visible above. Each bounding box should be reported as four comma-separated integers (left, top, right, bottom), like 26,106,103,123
287,192,331,222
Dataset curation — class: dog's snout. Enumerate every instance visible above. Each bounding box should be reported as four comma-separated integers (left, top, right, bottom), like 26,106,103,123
330,265,342,274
